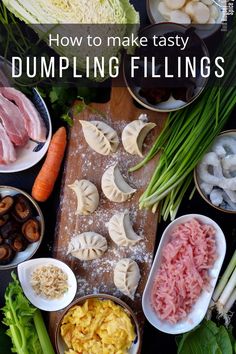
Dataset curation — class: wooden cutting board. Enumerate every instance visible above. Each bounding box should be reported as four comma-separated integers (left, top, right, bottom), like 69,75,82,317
49,86,167,340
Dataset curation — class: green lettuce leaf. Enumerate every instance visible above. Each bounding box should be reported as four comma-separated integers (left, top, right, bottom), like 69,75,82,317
177,320,235,354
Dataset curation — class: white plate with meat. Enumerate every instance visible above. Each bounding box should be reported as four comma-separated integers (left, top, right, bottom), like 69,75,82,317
0,60,52,173
142,214,226,334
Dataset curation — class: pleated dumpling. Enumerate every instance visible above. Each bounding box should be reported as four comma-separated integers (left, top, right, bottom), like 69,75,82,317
122,115,156,157
67,232,107,260
101,164,136,203
113,258,140,299
79,120,119,155
107,210,142,246
68,179,99,215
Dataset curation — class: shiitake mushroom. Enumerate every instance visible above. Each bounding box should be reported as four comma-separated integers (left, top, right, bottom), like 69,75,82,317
0,244,14,265
1,220,20,239
0,214,9,227
22,218,41,243
6,234,28,252
0,196,14,216
12,194,33,222
0,234,3,245
139,87,171,105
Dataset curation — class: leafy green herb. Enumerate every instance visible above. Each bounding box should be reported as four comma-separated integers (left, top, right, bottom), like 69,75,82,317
177,320,235,354
1,272,55,354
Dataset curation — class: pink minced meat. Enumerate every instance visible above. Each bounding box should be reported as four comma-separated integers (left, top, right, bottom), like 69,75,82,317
151,218,217,324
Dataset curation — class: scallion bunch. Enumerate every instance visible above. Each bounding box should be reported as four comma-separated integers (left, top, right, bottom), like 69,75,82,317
130,25,236,221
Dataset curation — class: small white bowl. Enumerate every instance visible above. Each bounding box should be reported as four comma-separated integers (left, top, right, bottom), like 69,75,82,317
17,258,77,311
142,214,226,334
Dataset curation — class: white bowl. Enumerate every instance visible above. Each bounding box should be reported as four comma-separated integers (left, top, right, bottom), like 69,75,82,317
0,186,44,270
147,0,226,39
17,258,77,311
142,214,226,334
0,58,52,173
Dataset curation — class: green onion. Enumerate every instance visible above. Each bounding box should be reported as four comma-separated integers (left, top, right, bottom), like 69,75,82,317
212,250,236,303
130,25,236,221
224,288,236,314
217,268,236,313
208,250,236,325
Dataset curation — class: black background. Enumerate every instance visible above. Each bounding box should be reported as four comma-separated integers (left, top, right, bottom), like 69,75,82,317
0,1,236,353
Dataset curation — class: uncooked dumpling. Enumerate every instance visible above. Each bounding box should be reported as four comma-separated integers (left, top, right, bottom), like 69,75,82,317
68,179,99,215
107,210,142,246
67,232,107,260
113,258,140,299
101,164,136,203
122,115,156,157
79,120,119,155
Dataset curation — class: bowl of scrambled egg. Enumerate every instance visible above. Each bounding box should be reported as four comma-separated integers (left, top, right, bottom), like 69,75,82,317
55,294,141,354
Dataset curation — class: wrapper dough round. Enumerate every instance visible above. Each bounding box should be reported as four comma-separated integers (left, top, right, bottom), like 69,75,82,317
170,10,191,24
185,1,210,24
165,0,186,10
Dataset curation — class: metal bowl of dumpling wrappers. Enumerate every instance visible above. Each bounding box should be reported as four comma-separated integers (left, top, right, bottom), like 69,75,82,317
194,130,236,214
55,293,141,354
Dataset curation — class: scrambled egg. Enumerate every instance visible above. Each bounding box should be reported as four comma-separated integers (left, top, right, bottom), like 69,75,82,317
60,299,136,354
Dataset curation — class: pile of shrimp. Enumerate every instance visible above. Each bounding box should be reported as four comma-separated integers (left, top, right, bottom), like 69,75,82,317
151,218,217,324
197,135,236,210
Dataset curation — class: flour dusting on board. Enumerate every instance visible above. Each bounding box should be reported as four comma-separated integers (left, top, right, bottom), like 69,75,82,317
54,107,161,309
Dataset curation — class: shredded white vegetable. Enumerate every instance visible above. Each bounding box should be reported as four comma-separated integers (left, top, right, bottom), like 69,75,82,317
30,264,68,299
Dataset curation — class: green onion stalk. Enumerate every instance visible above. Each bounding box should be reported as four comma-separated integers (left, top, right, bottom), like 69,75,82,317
208,250,236,325
130,25,236,221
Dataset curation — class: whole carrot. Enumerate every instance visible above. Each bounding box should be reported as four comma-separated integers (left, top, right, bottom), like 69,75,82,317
32,127,67,202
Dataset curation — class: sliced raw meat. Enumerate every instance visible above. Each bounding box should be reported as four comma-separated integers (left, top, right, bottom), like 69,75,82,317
0,122,16,164
151,218,217,324
0,87,47,142
0,93,28,146
0,68,11,87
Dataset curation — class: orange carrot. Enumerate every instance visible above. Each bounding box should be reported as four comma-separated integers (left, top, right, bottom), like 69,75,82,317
32,127,67,202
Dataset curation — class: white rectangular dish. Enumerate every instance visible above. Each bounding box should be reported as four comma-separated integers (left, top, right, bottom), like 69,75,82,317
142,214,226,334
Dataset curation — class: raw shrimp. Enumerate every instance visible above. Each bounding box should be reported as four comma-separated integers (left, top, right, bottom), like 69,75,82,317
200,182,214,195
212,136,236,158
222,191,236,210
210,188,223,206
224,189,236,203
197,152,222,185
221,155,236,176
